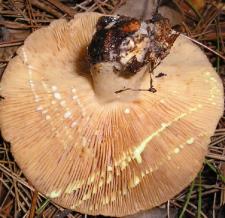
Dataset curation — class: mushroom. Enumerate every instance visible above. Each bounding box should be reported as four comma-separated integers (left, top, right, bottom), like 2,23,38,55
0,12,223,217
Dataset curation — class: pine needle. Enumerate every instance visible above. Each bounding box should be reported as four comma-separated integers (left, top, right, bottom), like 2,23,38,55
36,199,50,215
184,0,202,18
205,160,225,183
178,180,195,218
197,171,202,218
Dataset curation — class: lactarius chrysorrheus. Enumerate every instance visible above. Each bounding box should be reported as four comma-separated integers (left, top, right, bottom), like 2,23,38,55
0,12,224,216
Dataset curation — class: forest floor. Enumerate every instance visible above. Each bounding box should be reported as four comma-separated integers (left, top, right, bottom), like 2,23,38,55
0,0,225,217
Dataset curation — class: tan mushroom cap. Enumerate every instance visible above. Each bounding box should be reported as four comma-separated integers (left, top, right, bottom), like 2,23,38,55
0,12,224,216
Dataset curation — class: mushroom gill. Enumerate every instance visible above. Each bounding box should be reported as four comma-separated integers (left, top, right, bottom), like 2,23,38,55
0,12,224,216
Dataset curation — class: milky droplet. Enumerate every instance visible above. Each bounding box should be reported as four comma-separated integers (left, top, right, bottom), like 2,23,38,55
64,111,72,119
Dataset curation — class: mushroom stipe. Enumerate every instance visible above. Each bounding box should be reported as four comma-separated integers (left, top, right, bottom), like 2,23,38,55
0,12,224,216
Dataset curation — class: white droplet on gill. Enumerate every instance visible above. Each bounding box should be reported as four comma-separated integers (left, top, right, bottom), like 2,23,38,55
64,111,72,119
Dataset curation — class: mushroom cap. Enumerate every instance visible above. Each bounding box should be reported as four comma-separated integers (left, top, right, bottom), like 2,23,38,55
0,12,224,216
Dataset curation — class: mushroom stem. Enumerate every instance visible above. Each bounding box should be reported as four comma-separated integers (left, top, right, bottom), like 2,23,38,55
90,63,147,102
87,14,179,102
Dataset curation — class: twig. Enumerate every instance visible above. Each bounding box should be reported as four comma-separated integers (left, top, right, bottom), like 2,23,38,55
0,164,33,190
210,135,225,146
0,177,27,213
171,201,195,216
29,190,38,218
167,200,170,218
31,0,62,18
46,0,76,17
0,40,23,48
206,153,225,161
0,20,38,29
26,0,36,32
181,34,225,61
